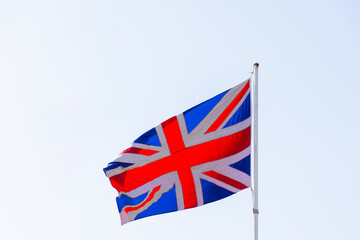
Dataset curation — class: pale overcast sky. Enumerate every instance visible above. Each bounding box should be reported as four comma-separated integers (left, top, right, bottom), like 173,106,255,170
1,1,359,240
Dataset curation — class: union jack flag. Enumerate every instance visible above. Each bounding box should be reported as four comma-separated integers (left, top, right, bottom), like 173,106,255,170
104,79,252,224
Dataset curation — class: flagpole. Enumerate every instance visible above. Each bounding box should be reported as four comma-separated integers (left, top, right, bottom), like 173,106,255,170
253,62,259,240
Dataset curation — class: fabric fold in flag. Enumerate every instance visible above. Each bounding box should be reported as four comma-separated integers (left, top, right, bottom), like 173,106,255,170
104,79,252,225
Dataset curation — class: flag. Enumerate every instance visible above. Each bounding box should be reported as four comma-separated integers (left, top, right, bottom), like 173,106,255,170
104,79,252,224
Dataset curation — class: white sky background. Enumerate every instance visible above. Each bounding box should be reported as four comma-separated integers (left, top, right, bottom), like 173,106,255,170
1,0,359,239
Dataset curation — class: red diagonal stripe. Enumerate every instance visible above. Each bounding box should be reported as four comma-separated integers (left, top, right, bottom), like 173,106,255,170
203,171,248,190
205,81,250,134
124,185,161,214
121,147,158,156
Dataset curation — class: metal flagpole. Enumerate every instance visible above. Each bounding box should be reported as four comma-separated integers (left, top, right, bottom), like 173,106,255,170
252,63,259,240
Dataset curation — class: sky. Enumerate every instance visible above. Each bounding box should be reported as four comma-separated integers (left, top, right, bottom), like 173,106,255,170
1,0,360,239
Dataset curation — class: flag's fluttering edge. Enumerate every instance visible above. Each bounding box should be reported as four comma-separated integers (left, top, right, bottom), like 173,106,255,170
104,79,251,224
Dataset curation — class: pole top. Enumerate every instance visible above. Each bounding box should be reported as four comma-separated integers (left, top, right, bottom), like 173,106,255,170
254,62,259,67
